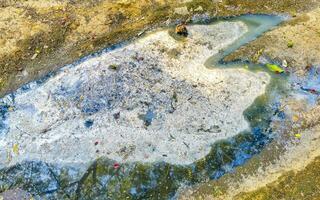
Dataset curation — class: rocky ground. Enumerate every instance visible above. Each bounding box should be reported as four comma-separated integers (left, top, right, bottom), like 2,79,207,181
1,0,320,200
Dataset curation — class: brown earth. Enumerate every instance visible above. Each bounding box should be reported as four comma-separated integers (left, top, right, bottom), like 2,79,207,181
0,0,319,97
224,7,320,76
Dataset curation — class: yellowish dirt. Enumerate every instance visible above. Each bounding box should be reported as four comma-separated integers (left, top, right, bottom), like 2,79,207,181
0,0,318,96
225,8,320,75
0,7,50,58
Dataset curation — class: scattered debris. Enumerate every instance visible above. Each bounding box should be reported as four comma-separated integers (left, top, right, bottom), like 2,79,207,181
183,141,190,148
282,60,288,68
301,87,320,95
172,91,178,103
113,163,120,169
252,48,264,63
137,29,146,37
292,115,299,122
295,133,301,139
265,63,285,73
139,109,155,127
175,23,188,37
113,112,120,120
84,120,94,128
131,53,144,61
287,40,294,48
108,64,119,71
305,64,313,71
31,53,38,60
12,144,19,155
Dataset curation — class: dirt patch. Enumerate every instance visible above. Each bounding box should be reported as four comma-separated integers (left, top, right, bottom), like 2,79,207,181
235,156,320,200
0,0,319,97
224,8,320,75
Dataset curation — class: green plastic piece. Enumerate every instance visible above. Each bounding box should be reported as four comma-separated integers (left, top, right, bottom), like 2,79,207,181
265,63,284,73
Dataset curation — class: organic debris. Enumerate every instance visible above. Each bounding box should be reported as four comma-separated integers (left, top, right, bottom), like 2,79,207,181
287,40,294,48
108,64,119,71
292,115,300,122
301,87,320,95
12,144,19,155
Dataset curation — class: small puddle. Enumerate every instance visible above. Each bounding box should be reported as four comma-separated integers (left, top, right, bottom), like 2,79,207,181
0,15,292,199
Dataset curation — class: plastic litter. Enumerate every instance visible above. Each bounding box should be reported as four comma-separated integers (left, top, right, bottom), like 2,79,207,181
265,63,284,73
295,133,301,139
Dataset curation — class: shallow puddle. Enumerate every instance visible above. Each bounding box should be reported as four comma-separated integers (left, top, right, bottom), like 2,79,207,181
0,15,293,199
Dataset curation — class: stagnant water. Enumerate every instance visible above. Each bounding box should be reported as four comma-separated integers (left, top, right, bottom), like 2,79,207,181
0,15,291,199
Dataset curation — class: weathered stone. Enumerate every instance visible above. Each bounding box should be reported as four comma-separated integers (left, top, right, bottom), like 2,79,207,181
175,23,188,37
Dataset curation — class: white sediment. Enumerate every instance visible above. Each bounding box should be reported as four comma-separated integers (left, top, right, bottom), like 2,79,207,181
0,21,270,167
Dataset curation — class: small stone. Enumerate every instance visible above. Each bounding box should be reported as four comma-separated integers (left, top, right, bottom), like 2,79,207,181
175,23,188,37
282,60,288,68
174,6,189,15
108,64,119,71
31,53,38,60
194,6,203,12
84,120,94,128
113,112,120,119
292,115,299,122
